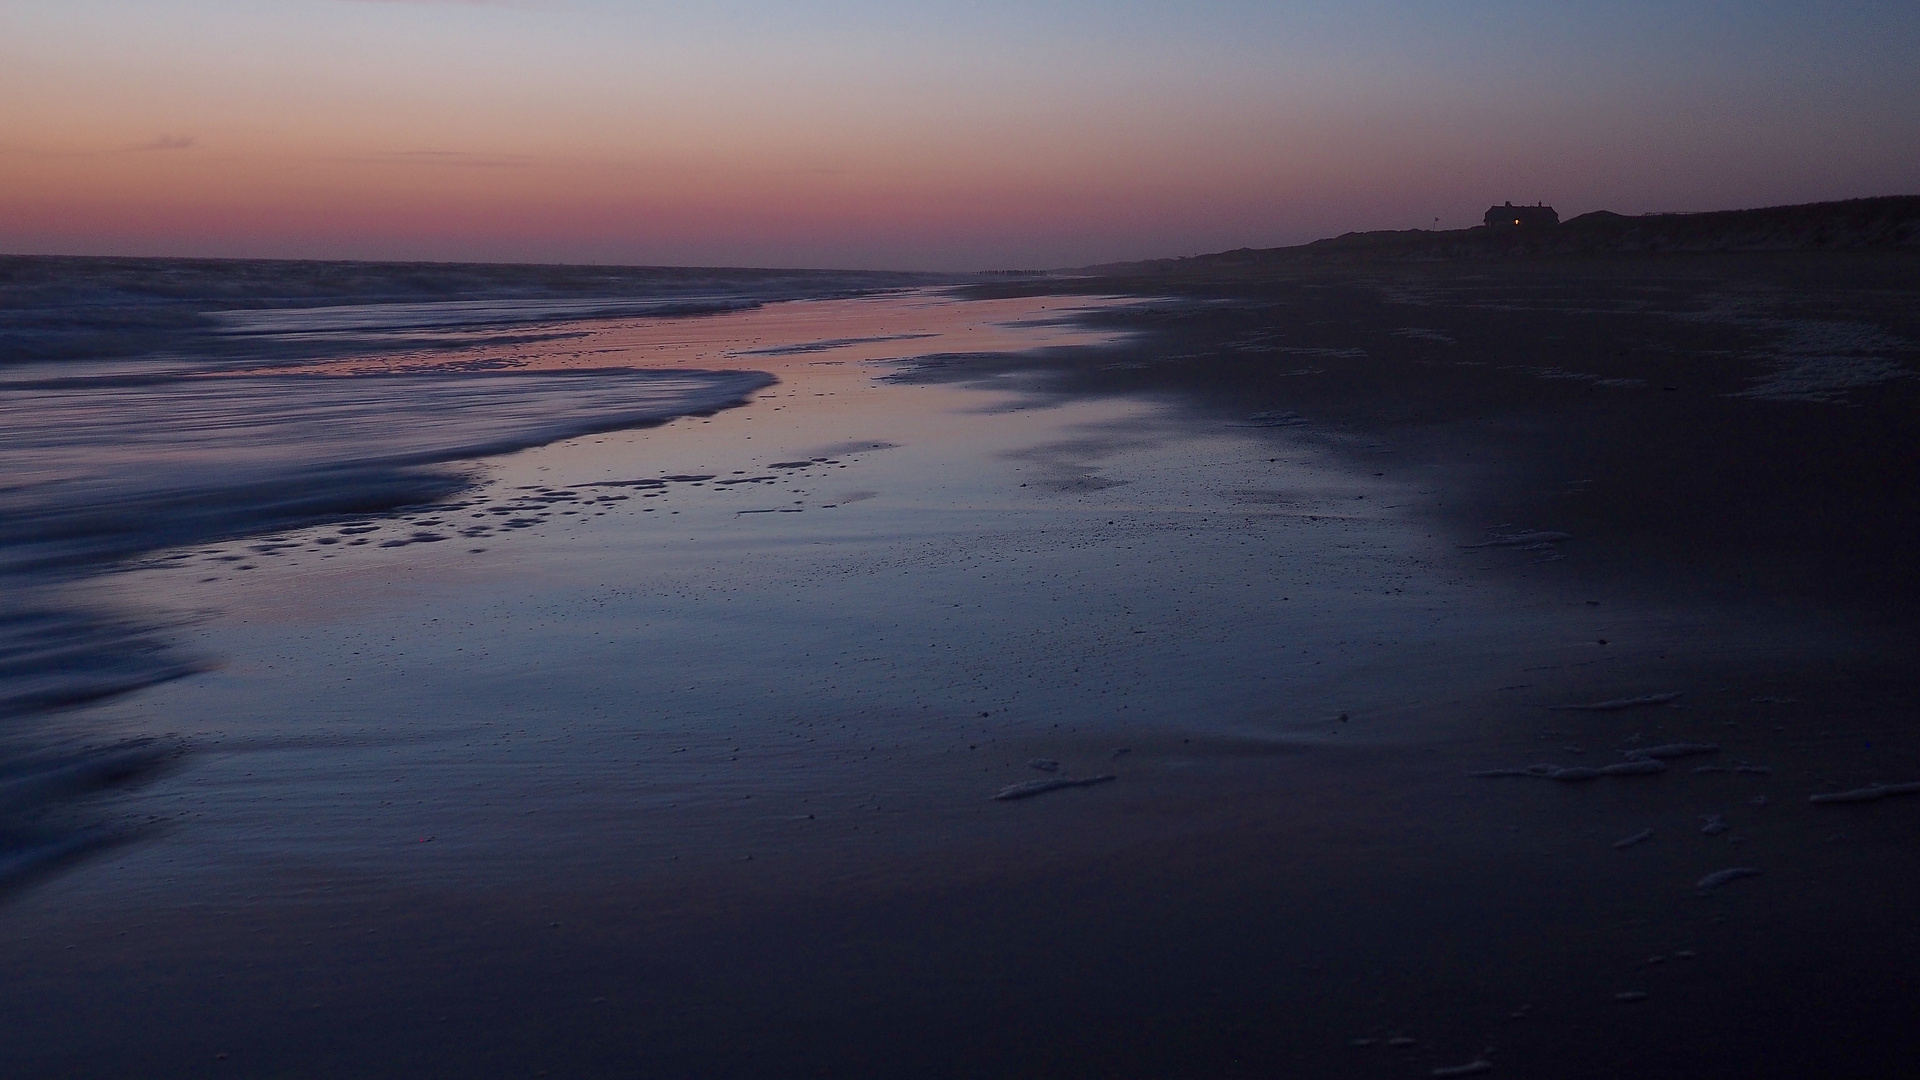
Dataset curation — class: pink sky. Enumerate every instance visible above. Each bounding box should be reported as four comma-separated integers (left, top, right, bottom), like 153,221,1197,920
4,1,1915,269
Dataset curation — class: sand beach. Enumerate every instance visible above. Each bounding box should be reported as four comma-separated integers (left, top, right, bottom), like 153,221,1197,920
2,238,1918,1077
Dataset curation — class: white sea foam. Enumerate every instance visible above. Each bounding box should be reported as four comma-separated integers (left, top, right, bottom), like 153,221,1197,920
0,363,769,719
0,367,771,573
210,295,764,337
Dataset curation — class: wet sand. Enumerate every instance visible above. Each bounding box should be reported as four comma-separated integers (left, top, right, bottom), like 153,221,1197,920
5,257,1920,1078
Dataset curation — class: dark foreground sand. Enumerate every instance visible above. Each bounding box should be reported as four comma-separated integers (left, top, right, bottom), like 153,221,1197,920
5,250,1919,1078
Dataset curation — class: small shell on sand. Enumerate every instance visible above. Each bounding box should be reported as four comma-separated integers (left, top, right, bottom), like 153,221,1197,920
1695,867,1761,891
1809,781,1920,804
992,775,1117,801
1547,692,1683,712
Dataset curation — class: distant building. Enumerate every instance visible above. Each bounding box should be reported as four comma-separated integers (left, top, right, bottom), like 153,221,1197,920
1484,202,1559,228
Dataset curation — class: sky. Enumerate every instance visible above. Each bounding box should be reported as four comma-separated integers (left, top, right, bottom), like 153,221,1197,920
2,1,1916,270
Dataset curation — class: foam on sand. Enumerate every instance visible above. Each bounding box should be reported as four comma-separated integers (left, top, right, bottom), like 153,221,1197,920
1809,781,1920,804
992,775,1117,801
1547,692,1683,712
1695,867,1762,891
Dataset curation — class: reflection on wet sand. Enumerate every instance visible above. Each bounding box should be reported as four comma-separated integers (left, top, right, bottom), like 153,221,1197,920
257,290,1142,376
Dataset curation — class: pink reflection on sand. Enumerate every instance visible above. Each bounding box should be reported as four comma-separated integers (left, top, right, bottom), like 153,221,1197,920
266,290,1136,377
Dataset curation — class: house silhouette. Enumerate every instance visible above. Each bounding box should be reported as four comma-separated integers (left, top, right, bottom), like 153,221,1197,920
1484,202,1559,228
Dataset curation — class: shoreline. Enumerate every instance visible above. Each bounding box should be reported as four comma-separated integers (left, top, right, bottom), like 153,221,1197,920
4,259,1919,1077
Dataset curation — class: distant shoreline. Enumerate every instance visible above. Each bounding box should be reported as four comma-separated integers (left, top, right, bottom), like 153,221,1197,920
1081,194,1920,273
10,194,1916,284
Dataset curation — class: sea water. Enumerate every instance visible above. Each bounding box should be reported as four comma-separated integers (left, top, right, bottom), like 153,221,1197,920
0,257,927,882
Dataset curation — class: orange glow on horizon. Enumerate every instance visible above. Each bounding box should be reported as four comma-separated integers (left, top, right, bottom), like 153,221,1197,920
4,1,1913,268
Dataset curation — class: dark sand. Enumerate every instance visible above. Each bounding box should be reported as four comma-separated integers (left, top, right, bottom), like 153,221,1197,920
5,251,1920,1078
